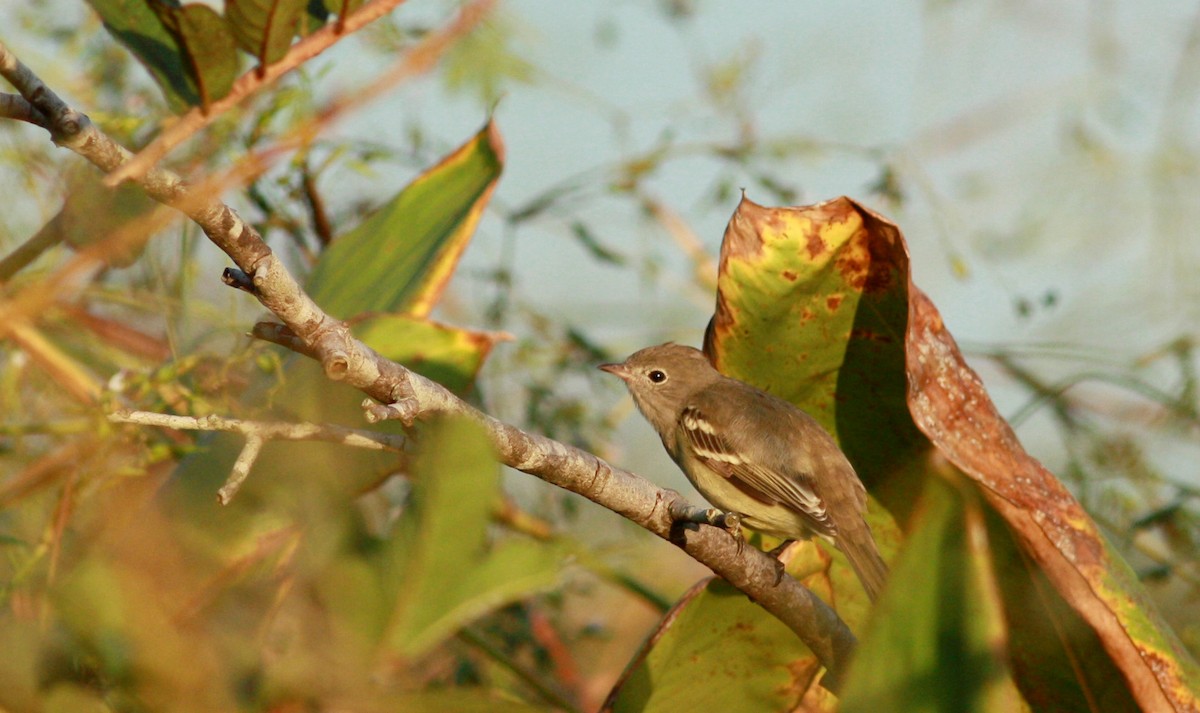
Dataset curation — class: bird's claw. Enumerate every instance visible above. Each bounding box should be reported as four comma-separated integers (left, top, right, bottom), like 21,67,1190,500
765,539,796,586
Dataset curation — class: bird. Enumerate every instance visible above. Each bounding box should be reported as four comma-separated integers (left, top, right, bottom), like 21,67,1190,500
600,342,888,602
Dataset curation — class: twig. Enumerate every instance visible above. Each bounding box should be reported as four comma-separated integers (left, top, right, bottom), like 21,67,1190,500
107,410,407,505
221,433,265,505
107,410,405,450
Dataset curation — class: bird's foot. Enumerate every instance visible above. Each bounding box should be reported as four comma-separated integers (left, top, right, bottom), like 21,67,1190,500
765,539,797,585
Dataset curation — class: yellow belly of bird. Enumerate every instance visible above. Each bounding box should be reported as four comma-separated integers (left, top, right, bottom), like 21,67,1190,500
677,449,814,541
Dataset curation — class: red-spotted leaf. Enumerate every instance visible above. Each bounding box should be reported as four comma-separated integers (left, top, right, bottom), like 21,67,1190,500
702,195,1199,710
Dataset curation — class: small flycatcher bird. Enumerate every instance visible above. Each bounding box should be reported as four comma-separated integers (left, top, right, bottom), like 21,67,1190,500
600,342,888,602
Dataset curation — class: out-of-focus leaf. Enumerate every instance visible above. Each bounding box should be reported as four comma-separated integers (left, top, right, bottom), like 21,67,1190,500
0,618,46,712
570,221,627,265
604,577,816,713
308,122,504,320
841,472,1023,712
153,3,240,109
702,195,1200,710
381,417,566,657
7,321,102,405
58,165,158,266
227,0,307,66
441,15,535,103
382,691,545,712
50,542,239,712
353,314,506,394
85,0,198,111
321,0,364,16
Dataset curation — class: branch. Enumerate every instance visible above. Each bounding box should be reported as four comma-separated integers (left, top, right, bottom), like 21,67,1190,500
0,40,859,686
0,91,47,127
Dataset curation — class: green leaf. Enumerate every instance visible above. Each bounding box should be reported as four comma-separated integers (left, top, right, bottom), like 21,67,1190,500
85,0,199,111
606,578,811,712
352,314,504,394
321,0,364,17
307,121,505,319
377,691,545,713
58,165,158,266
227,0,307,66
841,472,1024,712
382,417,566,657
153,3,240,109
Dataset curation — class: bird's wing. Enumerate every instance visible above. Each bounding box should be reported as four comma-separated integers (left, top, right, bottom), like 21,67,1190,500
679,404,837,537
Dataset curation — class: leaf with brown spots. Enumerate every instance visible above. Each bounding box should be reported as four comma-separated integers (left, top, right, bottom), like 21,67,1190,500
700,195,1199,710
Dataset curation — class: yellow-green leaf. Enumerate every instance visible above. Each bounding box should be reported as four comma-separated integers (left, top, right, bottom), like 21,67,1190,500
604,577,813,713
307,122,505,320
841,471,1023,712
382,417,566,657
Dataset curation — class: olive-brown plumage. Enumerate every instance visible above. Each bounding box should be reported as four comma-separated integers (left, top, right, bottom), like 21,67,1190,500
600,343,888,601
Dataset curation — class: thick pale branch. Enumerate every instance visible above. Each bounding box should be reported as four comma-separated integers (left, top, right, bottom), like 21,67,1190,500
0,39,858,685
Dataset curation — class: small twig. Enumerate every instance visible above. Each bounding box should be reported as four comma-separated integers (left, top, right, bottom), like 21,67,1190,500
250,322,320,360
220,433,265,505
301,163,334,247
222,268,257,293
107,410,406,451
108,410,407,505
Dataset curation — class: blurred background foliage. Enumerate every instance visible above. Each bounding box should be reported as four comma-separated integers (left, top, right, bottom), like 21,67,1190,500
1,0,1198,710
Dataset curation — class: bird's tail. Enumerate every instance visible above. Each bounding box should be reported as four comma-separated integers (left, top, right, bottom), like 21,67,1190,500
837,528,889,603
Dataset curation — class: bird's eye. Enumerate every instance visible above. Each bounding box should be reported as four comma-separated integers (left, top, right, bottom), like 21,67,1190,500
648,370,667,383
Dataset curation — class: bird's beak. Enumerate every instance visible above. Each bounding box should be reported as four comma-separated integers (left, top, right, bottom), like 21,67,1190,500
598,362,629,380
